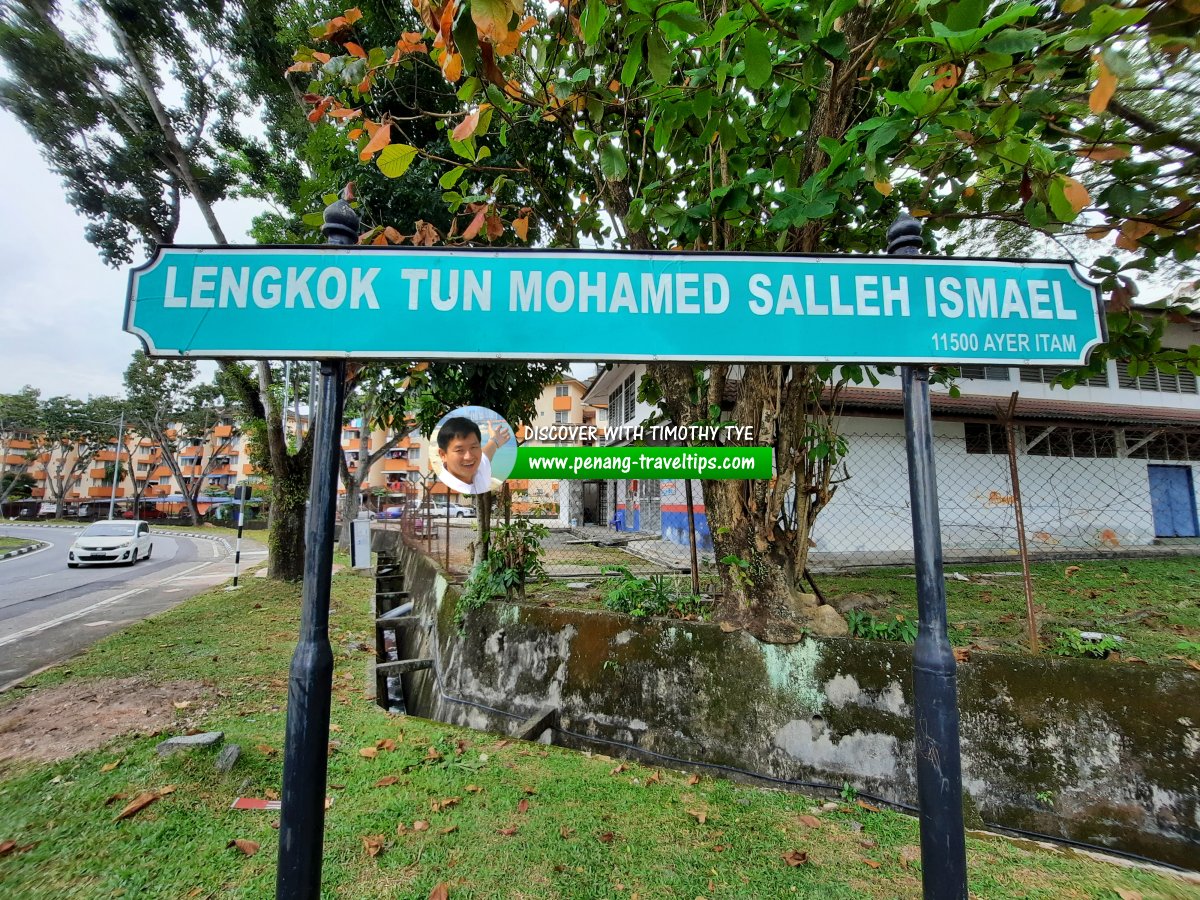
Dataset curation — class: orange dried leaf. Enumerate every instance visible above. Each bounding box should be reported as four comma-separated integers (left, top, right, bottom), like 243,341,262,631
560,825,575,838
307,98,332,123
452,109,482,142
512,215,530,241
312,51,332,63
782,849,809,866
517,798,530,814
228,838,260,856
413,820,430,832
687,774,701,786
362,834,386,857
359,124,391,161
329,107,362,120
116,791,160,821
1085,225,1112,241
874,180,893,197
359,747,379,759
384,226,404,243
442,50,463,82
1076,145,1129,161
798,815,821,828
429,883,450,900
1061,176,1091,214
465,784,482,793
862,858,882,869
344,42,367,58
344,7,363,23
100,759,122,773
287,61,314,73
856,799,881,812
1090,56,1117,114
518,15,537,32
597,830,615,843
498,824,520,836
485,214,504,241
688,809,708,824
461,206,488,241
375,776,399,787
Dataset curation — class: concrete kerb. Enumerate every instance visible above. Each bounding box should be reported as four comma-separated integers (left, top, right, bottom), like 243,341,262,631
0,540,48,562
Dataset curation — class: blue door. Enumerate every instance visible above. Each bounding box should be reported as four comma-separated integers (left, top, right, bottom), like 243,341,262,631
1148,465,1199,538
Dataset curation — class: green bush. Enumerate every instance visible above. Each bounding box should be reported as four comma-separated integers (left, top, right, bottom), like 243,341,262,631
600,566,705,620
845,610,918,644
1051,629,1123,659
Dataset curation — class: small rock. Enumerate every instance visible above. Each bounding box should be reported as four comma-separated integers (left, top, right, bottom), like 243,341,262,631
567,582,591,590
809,604,850,637
215,743,242,774
828,592,890,615
848,821,864,833
156,731,224,755
820,801,839,812
1078,631,1125,643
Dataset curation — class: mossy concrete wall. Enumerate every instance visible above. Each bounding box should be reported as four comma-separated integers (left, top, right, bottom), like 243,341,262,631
375,534,1200,868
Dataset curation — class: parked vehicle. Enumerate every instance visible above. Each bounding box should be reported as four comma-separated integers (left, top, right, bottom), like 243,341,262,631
67,520,153,568
121,507,168,520
380,506,406,520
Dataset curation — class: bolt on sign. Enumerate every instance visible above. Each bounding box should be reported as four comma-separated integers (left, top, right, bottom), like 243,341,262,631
125,246,1104,364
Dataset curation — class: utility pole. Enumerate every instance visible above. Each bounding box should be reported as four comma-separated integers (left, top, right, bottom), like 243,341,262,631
108,410,125,520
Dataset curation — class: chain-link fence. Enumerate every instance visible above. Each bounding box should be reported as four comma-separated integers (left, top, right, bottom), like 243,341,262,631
386,424,1200,581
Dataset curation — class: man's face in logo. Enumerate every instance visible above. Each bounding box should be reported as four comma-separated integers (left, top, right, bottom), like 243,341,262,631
439,433,482,483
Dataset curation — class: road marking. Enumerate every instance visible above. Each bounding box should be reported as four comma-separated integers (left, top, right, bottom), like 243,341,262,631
158,561,219,585
30,573,54,580
0,540,56,564
85,620,114,627
0,587,145,648
211,542,219,558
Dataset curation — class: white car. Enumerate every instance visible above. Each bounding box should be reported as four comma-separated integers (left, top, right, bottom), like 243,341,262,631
68,520,153,568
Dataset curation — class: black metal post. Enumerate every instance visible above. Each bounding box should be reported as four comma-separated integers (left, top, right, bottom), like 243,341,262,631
275,194,357,899
891,212,969,900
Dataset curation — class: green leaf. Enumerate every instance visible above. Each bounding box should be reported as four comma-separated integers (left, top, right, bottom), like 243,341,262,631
646,30,672,86
743,27,772,89
984,27,1044,54
581,0,609,45
816,32,846,59
600,143,628,181
453,3,480,74
621,35,645,85
439,166,466,189
302,211,325,228
625,198,645,231
377,144,419,178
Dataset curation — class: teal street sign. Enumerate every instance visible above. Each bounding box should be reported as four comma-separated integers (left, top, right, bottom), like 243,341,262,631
125,246,1104,364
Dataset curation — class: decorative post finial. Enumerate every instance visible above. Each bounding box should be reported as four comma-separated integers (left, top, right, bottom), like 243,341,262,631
321,186,360,245
887,212,924,256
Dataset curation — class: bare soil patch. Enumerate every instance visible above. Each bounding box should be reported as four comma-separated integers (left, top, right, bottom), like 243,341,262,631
0,677,210,766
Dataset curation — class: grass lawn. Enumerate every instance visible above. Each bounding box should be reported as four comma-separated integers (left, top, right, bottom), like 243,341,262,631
527,557,1200,668
1,564,1196,898
813,556,1200,666
0,536,35,553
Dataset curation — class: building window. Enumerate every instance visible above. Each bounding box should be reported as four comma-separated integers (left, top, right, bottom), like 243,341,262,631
1116,361,1198,394
623,373,636,423
409,447,420,459
1019,366,1109,388
958,365,1010,381
555,384,569,397
1026,426,1118,458
609,384,625,427
597,407,607,422
1124,429,1200,461
964,423,1009,455
555,410,568,424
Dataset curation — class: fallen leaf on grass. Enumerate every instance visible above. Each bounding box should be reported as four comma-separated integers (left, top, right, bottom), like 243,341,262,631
104,792,129,806
521,785,537,795
1064,565,1082,578
710,844,726,852
856,799,881,813
560,825,575,838
431,796,460,812
115,791,162,821
375,776,399,788
899,845,921,868
687,774,701,786
0,840,14,856
610,764,627,775
100,759,122,773
439,825,458,835
362,834,386,857
265,789,280,801
862,858,881,869
227,838,260,856
781,849,809,866
797,815,821,828
646,771,662,785
429,883,450,900
859,838,878,849
687,809,708,824
173,701,191,710
359,747,378,759
329,724,342,733
1115,890,1143,900
256,744,276,756
376,738,396,752
465,784,482,793
494,739,511,749
498,825,520,836
517,798,530,814
425,746,443,761
412,820,430,832
597,831,615,843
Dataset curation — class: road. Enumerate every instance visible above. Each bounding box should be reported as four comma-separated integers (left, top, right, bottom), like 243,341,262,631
0,523,267,690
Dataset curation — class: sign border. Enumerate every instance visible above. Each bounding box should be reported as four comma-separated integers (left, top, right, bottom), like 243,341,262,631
125,243,1107,366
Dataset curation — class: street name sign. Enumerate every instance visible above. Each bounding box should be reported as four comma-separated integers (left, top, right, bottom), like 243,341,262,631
125,245,1104,365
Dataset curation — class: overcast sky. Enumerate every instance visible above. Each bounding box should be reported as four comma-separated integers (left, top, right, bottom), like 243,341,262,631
0,111,266,400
